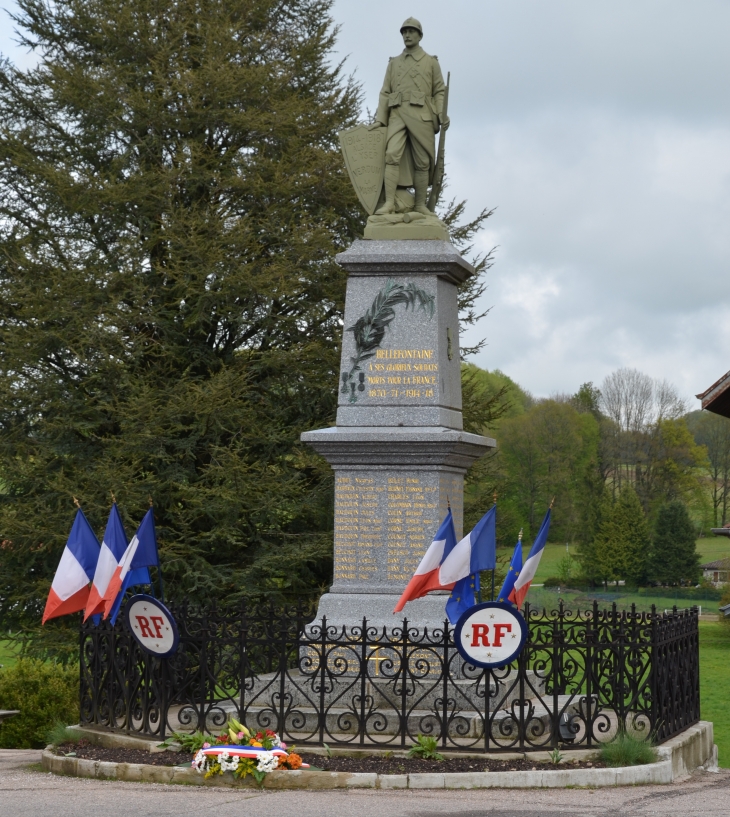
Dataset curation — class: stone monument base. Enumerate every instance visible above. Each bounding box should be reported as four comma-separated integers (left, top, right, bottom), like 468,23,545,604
314,590,450,633
364,212,449,241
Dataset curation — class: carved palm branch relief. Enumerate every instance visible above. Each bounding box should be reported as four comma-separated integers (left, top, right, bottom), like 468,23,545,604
341,279,435,402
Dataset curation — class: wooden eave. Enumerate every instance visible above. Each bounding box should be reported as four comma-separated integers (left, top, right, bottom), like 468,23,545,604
696,369,730,419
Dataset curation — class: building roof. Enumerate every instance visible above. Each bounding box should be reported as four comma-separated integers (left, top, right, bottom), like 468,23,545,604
696,370,730,419
700,557,730,570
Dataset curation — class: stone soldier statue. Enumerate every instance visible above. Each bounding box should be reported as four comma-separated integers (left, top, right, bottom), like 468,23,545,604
371,18,450,216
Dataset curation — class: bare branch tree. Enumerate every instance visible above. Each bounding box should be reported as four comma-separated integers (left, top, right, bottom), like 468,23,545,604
600,368,653,432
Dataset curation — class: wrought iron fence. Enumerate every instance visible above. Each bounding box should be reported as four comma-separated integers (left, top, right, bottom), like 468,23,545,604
79,601,699,752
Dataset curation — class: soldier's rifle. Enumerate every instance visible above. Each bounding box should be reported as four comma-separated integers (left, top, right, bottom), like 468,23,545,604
427,71,450,212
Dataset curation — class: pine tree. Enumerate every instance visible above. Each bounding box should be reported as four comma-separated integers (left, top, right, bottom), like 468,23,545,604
649,501,700,585
0,0,364,653
0,0,495,657
593,487,649,585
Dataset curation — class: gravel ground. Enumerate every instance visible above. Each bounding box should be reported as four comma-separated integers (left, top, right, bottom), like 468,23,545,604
2,748,729,816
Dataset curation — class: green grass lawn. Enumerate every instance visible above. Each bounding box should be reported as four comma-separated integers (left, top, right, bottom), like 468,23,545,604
523,535,730,586
497,541,569,584
700,620,730,768
696,536,730,565
524,585,719,614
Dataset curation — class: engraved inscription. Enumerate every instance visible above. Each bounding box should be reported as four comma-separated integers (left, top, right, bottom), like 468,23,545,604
366,349,438,400
332,470,463,589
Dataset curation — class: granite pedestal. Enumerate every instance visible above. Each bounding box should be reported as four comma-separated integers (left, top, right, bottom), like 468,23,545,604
302,240,495,632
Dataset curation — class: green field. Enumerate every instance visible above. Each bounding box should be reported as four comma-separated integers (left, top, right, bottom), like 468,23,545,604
700,621,730,767
524,586,720,615
696,536,730,564
524,535,730,586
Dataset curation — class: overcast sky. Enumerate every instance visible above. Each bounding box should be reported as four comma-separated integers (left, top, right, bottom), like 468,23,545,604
2,1,729,402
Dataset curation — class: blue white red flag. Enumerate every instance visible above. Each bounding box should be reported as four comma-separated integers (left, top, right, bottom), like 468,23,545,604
103,507,159,624
84,503,129,621
393,510,457,613
444,572,479,624
42,509,100,623
440,505,497,624
496,533,523,605
439,504,496,585
509,508,552,608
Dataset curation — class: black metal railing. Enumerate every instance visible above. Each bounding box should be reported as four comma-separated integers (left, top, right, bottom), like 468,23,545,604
79,601,699,752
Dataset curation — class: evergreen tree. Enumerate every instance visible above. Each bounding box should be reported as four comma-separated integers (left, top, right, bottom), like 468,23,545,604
0,0,364,653
648,501,700,585
593,486,649,585
0,0,495,657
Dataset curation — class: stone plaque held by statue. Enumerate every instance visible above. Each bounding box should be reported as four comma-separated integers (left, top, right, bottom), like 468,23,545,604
338,17,451,241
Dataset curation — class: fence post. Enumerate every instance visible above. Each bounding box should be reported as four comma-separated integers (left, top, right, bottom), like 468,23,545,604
551,610,559,749
616,602,626,732
649,604,658,740
277,606,287,737
441,619,449,750
238,599,247,723
318,615,327,745
518,605,527,750
359,617,368,746
159,656,168,741
400,618,409,748
197,607,208,733
585,600,597,747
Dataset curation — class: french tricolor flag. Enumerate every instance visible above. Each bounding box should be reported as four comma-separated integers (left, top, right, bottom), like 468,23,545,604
42,509,101,624
84,503,129,621
509,507,552,608
102,507,158,624
440,504,497,624
393,510,457,612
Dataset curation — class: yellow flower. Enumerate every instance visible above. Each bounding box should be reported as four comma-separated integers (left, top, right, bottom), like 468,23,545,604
250,741,262,747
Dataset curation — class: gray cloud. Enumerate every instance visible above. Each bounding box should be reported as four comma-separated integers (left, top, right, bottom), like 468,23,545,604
332,0,730,401
2,1,729,401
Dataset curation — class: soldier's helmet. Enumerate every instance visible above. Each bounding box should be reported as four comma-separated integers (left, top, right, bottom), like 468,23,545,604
400,17,423,36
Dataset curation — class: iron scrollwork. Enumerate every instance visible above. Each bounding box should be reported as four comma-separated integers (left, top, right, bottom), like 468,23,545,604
79,600,699,753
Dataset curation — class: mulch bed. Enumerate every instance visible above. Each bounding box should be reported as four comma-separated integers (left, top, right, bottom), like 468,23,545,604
56,741,191,767
299,754,606,774
56,741,606,774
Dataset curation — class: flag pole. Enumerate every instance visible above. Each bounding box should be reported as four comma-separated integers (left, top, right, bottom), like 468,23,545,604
491,491,497,601
149,496,165,602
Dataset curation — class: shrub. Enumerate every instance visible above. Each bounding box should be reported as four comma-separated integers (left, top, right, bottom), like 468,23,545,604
0,659,78,748
599,729,657,767
46,722,82,747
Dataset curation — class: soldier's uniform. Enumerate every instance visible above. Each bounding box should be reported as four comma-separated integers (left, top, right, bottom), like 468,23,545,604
373,18,447,216
375,44,446,182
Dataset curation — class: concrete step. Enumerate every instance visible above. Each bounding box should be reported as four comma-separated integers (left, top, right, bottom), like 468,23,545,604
231,669,546,715
168,694,579,741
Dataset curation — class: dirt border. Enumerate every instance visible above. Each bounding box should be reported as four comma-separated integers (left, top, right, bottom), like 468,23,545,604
41,721,716,790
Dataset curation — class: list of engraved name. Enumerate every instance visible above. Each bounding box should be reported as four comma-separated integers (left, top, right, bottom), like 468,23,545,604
333,473,437,585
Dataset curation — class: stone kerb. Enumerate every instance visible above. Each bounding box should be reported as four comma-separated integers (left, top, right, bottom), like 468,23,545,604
43,719,718,788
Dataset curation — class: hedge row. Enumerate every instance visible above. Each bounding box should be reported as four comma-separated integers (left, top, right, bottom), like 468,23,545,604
0,659,78,748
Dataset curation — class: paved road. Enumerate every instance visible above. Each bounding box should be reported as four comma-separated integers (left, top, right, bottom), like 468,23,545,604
2,750,729,817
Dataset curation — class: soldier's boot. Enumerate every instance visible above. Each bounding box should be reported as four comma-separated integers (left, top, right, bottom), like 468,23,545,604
375,165,399,215
414,170,431,215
